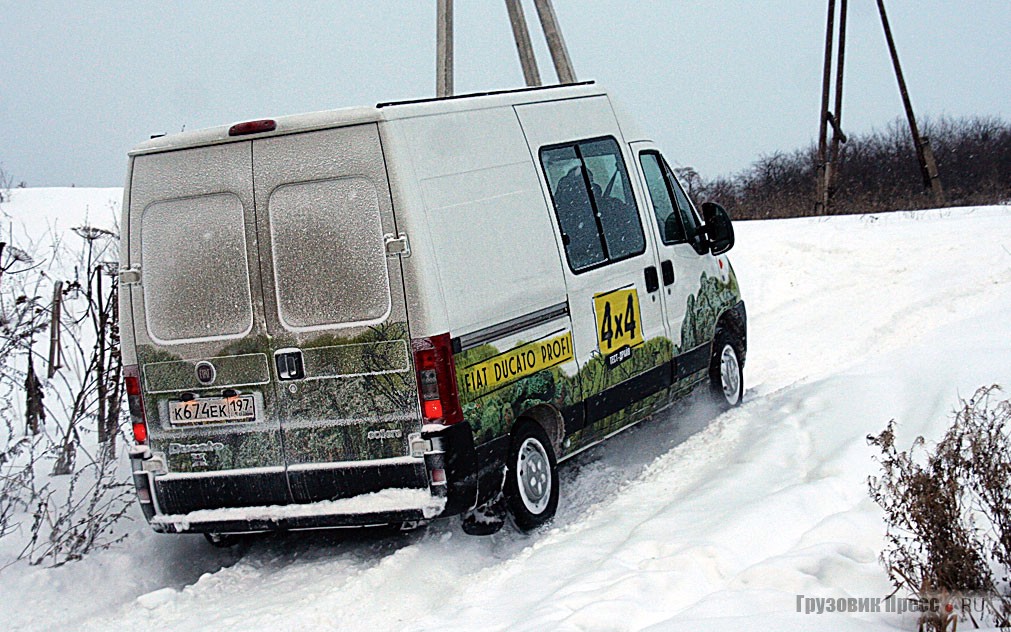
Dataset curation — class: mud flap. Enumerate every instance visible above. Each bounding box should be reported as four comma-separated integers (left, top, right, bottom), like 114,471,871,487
461,492,506,535
424,422,479,516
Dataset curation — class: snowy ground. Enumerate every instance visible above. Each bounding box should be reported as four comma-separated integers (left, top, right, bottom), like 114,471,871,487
2,189,1010,631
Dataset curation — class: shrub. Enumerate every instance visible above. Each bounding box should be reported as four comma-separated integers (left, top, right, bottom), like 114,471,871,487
692,116,1011,219
868,385,1011,630
0,218,131,568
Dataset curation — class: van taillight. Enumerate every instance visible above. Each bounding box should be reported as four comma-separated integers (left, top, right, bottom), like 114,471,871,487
412,333,462,425
124,365,148,444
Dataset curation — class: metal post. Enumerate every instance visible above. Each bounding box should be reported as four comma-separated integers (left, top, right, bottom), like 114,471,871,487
876,0,943,202
815,0,836,214
826,0,848,202
533,0,576,84
505,0,542,87
436,0,454,97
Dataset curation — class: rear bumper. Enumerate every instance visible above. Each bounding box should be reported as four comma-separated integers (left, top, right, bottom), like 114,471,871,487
149,488,446,534
130,422,481,534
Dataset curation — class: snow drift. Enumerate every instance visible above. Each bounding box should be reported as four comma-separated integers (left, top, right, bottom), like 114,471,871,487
1,188,1009,632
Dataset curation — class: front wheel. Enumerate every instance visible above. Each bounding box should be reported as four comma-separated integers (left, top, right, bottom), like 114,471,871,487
710,330,744,408
504,422,559,532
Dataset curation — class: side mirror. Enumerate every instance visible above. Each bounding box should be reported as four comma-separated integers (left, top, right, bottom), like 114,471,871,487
701,202,735,255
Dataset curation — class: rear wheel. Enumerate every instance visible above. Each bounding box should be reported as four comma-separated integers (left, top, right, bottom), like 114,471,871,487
504,422,559,531
710,329,743,408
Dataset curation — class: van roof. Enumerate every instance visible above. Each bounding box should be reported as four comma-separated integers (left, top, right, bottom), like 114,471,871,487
129,82,609,156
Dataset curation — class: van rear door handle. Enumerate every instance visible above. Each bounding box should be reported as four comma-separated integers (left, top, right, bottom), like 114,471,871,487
644,266,659,293
274,349,305,381
661,260,675,286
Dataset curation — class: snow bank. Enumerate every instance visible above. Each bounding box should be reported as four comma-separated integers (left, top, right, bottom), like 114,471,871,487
1,187,120,270
0,190,1009,632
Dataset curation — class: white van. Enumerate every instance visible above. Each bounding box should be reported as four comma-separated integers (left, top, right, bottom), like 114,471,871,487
121,82,746,540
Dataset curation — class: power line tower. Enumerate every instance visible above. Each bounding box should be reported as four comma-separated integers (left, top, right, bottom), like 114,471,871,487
436,0,577,98
815,0,944,214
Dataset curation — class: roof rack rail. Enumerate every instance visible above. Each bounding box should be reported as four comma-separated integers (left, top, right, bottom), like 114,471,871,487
376,81,596,109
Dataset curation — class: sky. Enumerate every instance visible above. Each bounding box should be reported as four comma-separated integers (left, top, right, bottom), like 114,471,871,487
1,1,1009,187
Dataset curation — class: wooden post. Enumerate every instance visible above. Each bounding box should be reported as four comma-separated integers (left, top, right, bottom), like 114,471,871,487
47,281,63,378
96,268,108,449
815,0,836,214
876,0,944,202
826,0,848,203
505,0,542,87
533,0,576,84
436,0,454,97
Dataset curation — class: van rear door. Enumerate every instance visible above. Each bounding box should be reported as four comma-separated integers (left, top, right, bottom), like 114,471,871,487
127,142,290,514
250,125,424,503
128,124,425,513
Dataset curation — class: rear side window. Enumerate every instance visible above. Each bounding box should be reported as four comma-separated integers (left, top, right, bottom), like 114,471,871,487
141,193,253,343
268,177,391,331
540,137,645,272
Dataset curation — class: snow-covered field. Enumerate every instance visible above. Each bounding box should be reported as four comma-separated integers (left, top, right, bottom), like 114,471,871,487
2,188,1010,632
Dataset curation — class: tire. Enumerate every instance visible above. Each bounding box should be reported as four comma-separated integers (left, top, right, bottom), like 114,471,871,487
504,422,559,532
709,329,744,408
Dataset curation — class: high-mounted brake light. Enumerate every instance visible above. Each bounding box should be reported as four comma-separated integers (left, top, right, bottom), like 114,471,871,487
124,365,148,444
228,119,277,136
412,333,462,425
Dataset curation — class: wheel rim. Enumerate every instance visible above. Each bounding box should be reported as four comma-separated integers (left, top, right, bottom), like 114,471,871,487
720,344,741,405
516,437,552,514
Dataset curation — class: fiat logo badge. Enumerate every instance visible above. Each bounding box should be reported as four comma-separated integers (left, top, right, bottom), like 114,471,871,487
195,361,216,386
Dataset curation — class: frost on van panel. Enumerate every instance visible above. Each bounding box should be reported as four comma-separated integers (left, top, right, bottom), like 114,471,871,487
280,323,417,465
301,340,410,379
268,177,391,330
162,426,286,474
141,193,253,342
143,353,270,393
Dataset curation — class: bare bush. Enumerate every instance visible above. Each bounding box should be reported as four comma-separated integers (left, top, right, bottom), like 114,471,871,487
20,444,132,567
691,115,1011,219
0,214,132,568
0,233,52,543
868,385,1011,630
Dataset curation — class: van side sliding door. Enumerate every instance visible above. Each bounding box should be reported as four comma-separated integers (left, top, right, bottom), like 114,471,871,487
516,98,674,454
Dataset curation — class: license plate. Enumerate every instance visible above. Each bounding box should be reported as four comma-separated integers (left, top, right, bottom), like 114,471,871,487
169,395,256,425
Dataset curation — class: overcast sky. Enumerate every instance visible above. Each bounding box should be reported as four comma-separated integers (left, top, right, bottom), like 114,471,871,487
2,1,1008,187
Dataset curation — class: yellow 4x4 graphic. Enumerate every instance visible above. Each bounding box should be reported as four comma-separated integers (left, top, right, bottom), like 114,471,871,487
593,286,644,368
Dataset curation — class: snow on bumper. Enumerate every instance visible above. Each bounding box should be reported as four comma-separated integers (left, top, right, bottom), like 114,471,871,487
150,488,446,533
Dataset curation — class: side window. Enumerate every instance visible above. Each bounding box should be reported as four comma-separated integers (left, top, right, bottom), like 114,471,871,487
540,137,646,272
540,146,607,270
639,152,686,245
665,162,702,242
